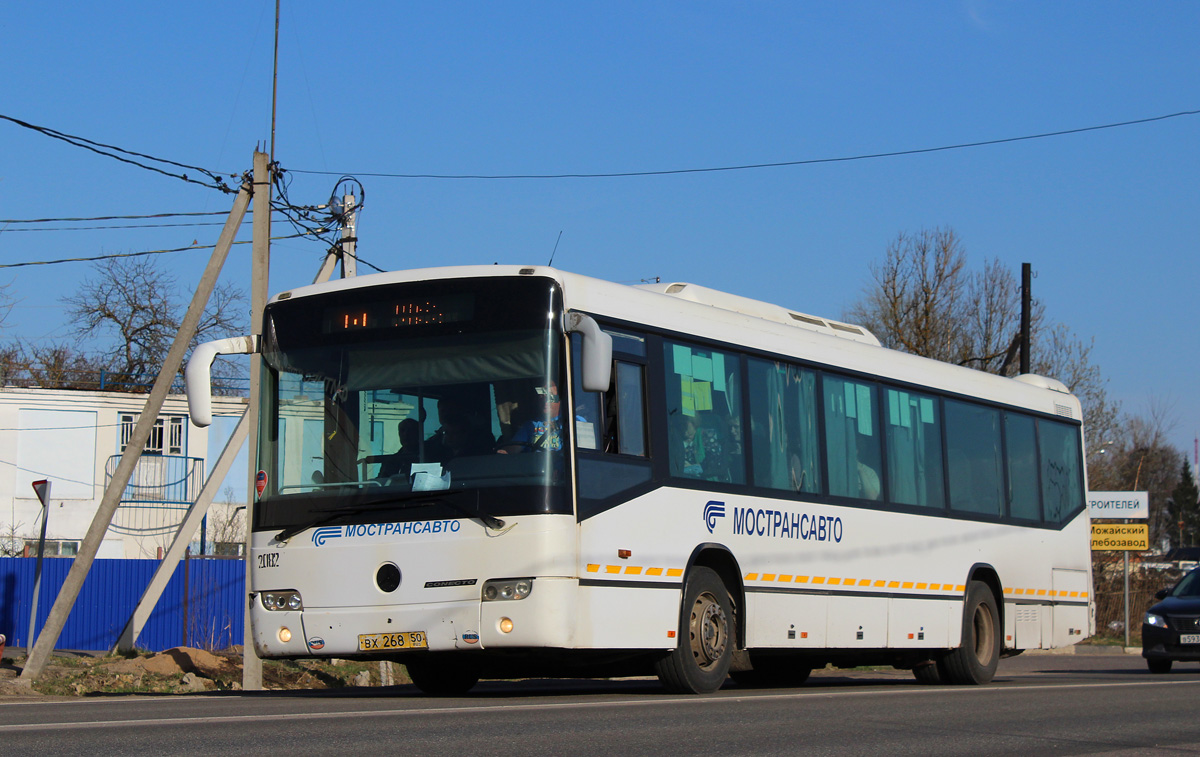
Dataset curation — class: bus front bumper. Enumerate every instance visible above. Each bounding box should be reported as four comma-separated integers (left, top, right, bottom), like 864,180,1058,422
250,578,578,658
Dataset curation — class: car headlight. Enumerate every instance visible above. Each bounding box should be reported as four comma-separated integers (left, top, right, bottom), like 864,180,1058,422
1144,612,1167,628
482,578,533,601
261,590,304,611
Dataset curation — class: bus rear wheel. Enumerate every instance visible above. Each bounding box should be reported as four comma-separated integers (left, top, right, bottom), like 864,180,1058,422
655,566,734,694
940,580,1000,685
404,658,480,696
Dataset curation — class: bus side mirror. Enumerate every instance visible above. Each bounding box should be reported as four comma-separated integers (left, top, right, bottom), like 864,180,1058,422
565,312,612,393
186,335,260,427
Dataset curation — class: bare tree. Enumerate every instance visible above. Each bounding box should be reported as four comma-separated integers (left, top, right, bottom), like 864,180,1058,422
21,341,105,389
61,258,246,391
845,226,1114,443
208,485,245,555
0,343,23,386
847,228,972,364
0,519,24,557
1086,401,1183,548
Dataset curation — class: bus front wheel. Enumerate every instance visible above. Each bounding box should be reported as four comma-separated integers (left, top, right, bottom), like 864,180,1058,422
655,566,734,694
404,658,480,697
940,580,1000,685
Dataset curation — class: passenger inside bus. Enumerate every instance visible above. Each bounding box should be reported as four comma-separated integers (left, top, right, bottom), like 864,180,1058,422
856,434,882,500
675,414,730,482
426,398,495,462
360,418,422,478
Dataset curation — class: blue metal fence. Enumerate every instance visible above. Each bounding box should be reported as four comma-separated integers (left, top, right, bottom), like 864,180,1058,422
0,556,244,652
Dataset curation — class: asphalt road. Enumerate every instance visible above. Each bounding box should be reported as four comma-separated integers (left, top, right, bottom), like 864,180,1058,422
1,652,1197,756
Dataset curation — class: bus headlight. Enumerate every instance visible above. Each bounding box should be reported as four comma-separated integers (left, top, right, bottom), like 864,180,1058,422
1144,612,1167,628
482,578,533,601
261,590,304,611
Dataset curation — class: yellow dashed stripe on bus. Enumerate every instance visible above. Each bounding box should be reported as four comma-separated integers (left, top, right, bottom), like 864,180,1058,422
585,564,1089,600
743,572,1088,599
586,564,683,578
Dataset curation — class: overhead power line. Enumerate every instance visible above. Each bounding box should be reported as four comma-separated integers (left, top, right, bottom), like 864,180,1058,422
0,114,238,193
0,211,235,224
3,221,242,232
289,109,1200,180
0,231,321,269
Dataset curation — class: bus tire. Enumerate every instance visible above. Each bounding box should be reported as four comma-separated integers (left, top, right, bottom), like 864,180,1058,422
655,566,734,694
404,658,480,696
941,581,1000,685
912,659,943,684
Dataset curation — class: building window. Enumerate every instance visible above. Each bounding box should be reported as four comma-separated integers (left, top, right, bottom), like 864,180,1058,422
24,540,80,557
168,416,185,455
121,414,187,455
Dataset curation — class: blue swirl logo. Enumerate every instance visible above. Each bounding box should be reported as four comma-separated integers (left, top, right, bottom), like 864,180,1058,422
312,526,343,547
704,500,725,534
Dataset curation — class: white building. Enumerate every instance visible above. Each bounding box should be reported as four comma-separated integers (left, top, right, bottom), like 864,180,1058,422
0,387,248,559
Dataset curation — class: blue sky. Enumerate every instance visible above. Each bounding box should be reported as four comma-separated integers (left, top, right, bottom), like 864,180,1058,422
3,2,1198,482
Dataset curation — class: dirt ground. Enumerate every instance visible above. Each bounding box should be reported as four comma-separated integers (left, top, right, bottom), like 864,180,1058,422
0,647,408,699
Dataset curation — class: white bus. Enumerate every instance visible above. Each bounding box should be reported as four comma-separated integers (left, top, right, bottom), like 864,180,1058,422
187,265,1093,695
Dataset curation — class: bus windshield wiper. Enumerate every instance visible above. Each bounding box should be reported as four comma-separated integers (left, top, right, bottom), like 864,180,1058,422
273,490,503,542
381,493,507,531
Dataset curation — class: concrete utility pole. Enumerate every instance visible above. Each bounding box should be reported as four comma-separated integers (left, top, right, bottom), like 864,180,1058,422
27,480,51,652
339,193,358,278
20,178,252,683
242,150,272,690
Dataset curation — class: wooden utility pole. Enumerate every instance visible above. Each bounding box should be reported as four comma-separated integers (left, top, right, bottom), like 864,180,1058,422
1020,262,1032,375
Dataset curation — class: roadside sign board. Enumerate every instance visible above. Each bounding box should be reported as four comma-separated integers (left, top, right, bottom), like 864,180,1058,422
1091,523,1149,551
1087,491,1148,520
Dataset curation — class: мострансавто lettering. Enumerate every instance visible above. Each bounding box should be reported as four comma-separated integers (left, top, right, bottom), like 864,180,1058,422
731,507,843,542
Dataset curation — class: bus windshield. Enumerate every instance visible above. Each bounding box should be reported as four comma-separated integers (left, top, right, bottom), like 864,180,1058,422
254,276,570,532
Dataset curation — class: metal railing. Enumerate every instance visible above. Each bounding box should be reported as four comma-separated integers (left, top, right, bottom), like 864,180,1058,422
105,454,206,505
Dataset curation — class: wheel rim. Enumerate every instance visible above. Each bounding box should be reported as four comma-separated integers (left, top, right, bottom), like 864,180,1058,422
972,603,995,666
689,591,728,670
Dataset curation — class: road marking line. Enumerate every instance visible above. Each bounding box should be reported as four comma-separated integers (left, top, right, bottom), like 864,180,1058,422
3,678,1200,732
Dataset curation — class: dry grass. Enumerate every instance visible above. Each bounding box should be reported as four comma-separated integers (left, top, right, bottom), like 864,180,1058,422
0,647,410,697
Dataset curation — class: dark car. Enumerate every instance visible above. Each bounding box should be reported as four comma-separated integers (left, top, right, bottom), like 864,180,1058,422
1142,566,1200,673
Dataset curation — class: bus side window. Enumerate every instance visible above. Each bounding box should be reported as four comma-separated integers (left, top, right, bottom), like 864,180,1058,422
1005,412,1041,521
748,358,820,494
662,340,744,484
570,332,647,457
608,362,647,456
884,388,944,509
823,375,883,501
1038,419,1083,525
944,399,1004,517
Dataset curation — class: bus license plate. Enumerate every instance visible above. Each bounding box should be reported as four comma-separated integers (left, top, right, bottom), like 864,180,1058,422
358,631,427,651
1180,634,1200,645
